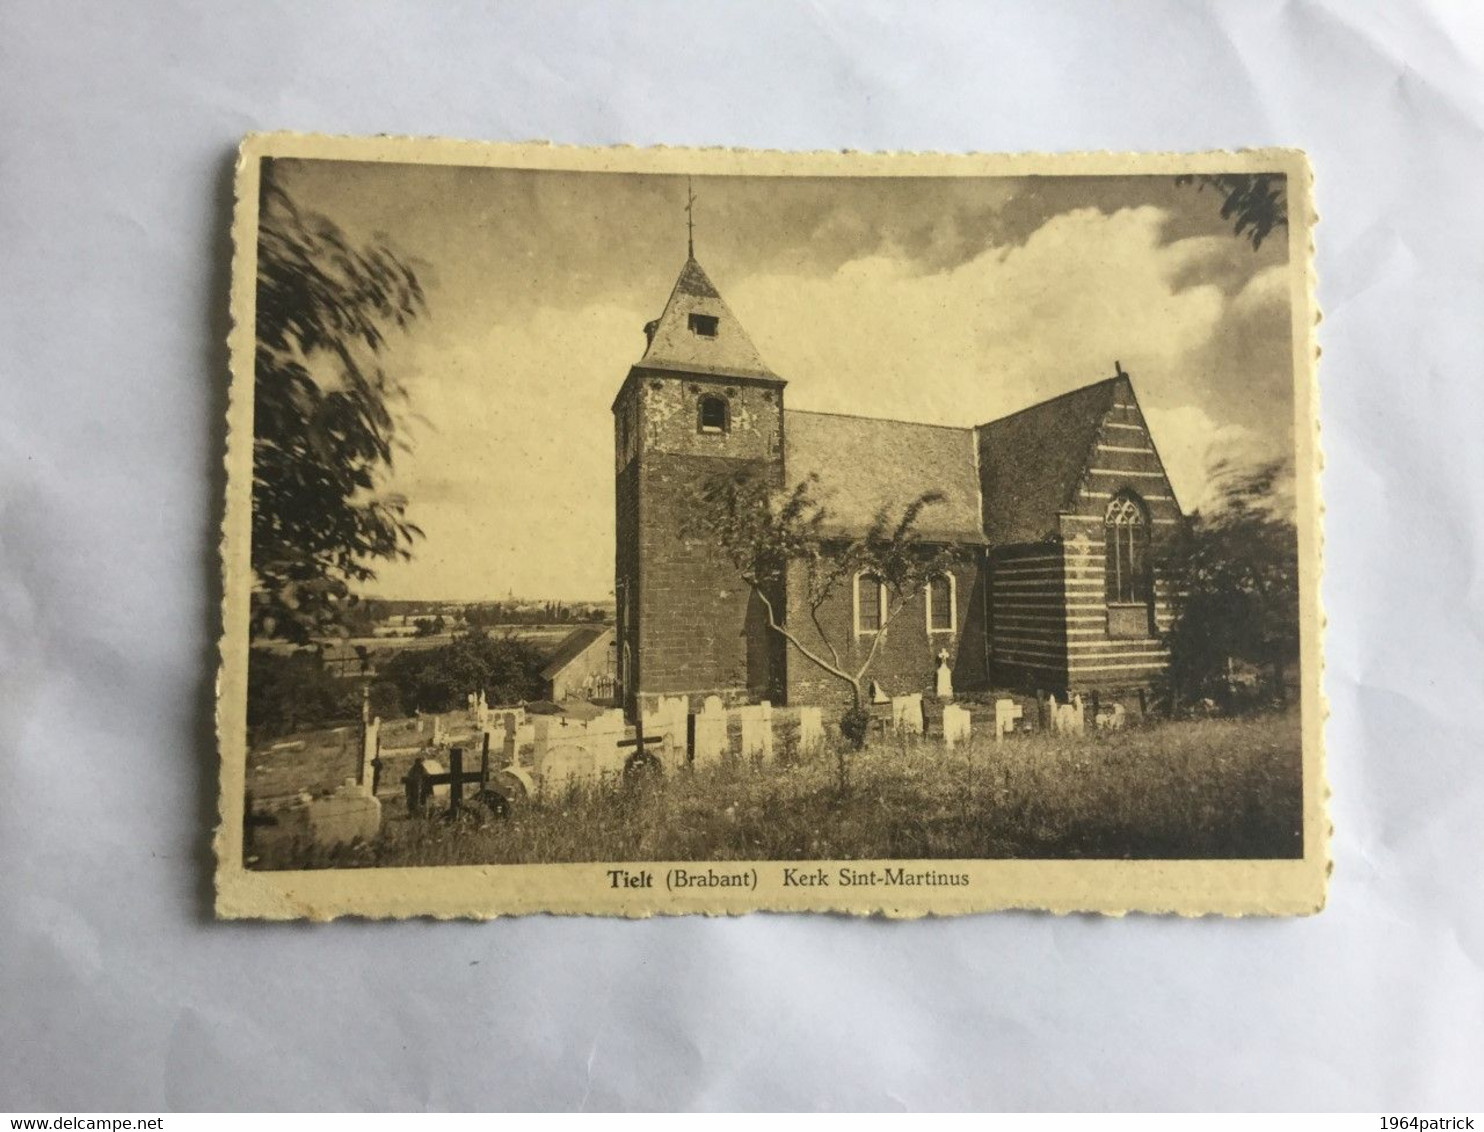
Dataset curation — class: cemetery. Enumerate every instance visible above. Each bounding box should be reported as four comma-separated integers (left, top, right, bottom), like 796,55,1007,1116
244,667,1303,869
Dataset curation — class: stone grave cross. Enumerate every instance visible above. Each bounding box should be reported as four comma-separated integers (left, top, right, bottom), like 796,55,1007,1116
935,649,954,701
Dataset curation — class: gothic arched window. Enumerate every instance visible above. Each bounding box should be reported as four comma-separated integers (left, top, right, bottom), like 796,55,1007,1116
1105,492,1152,638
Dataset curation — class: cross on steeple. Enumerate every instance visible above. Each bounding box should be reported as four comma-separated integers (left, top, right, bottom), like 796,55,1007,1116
685,176,696,258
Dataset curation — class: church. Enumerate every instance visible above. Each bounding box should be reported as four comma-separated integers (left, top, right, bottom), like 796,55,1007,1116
612,252,1182,715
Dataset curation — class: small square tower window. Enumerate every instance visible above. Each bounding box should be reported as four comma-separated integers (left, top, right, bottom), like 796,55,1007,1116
688,313,719,338
698,395,729,433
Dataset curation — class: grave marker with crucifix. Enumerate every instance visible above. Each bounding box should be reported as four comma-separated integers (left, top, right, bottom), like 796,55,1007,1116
618,715,665,778
403,735,492,817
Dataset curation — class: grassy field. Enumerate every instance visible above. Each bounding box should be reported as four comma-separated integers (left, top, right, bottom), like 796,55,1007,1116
254,707,1303,868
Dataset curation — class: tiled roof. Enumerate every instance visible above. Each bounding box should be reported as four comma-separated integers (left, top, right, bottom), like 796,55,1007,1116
976,376,1123,545
539,626,613,680
639,256,778,380
783,410,986,544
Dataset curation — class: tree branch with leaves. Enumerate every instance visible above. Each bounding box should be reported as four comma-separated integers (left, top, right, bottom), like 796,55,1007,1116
1175,173,1288,251
251,163,428,644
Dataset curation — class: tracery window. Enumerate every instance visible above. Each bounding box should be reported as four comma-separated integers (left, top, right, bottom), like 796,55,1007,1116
1105,491,1152,638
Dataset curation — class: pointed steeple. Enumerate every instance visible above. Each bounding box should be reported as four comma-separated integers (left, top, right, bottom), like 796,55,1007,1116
638,256,779,380
685,176,696,260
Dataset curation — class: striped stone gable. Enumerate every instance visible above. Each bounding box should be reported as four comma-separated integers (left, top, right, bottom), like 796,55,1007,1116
987,378,1180,694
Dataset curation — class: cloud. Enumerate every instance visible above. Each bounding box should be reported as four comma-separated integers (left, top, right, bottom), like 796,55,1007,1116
363,301,643,601
730,207,1232,426
357,203,1295,599
1142,405,1280,514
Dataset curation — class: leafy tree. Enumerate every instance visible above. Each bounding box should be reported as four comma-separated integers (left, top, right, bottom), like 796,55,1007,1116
379,629,546,715
1175,173,1288,250
246,648,361,742
251,162,427,644
689,471,959,749
1158,459,1300,710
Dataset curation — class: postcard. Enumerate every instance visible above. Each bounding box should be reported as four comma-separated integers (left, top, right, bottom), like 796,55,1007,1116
216,136,1324,918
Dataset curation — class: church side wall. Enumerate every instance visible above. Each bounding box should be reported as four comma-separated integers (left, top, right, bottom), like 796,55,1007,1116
989,542,1071,692
782,557,981,713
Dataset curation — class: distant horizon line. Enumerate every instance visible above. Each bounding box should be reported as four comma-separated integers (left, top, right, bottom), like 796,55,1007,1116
355,593,616,606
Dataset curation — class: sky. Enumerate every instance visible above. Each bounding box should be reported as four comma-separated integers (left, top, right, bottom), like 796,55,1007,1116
268,159,1296,602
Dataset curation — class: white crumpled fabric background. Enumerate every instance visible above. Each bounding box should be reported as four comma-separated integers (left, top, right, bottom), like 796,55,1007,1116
2,0,1482,1112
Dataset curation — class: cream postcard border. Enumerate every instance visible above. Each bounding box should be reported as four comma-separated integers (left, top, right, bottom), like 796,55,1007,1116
215,135,1326,920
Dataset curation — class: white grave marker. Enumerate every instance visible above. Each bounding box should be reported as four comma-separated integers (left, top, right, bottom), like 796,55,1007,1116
892,693,924,737
693,696,728,765
995,698,1023,742
943,704,972,748
797,706,825,755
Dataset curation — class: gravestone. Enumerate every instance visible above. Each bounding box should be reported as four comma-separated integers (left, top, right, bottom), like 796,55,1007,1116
531,710,630,787
693,696,728,765
466,690,490,730
641,695,689,770
403,758,450,814
358,716,381,786
797,706,825,755
307,778,382,848
994,698,1023,742
493,765,536,801
935,649,954,701
501,713,535,766
589,710,629,776
531,717,588,785
942,703,972,748
738,701,774,761
1053,693,1085,736
891,693,924,736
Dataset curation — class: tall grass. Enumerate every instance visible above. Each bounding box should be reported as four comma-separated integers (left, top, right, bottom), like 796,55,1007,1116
254,708,1302,869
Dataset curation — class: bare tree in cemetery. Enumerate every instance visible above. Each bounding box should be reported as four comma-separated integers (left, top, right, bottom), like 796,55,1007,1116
691,470,960,750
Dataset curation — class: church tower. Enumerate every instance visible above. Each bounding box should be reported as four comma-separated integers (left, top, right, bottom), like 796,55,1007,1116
612,250,786,715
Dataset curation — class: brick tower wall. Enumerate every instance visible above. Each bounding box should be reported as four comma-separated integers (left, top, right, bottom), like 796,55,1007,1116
613,458,641,713
617,371,784,713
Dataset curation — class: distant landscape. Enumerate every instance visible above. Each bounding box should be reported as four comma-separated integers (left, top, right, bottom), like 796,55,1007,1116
247,595,615,745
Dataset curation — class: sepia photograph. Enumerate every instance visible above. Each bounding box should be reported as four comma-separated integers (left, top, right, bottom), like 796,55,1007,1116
216,138,1323,918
